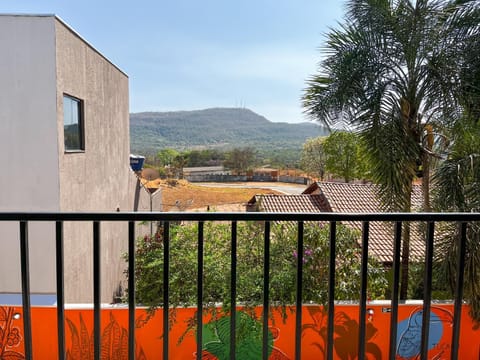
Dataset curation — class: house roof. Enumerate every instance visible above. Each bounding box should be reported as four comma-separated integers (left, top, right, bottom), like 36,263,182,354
249,182,426,263
302,182,423,212
247,194,325,213
304,182,425,263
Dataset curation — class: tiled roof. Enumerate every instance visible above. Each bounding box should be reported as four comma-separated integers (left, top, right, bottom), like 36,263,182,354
303,182,423,210
247,194,325,213
249,182,426,263
305,182,425,263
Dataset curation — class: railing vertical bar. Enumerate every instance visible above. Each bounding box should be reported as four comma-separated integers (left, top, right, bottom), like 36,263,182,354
295,221,304,360
163,221,170,360
93,221,101,360
196,222,204,360
358,221,370,360
230,221,237,360
451,222,467,360
56,221,66,360
262,221,271,360
327,221,337,360
420,221,435,360
128,221,136,360
20,221,32,360
388,221,402,360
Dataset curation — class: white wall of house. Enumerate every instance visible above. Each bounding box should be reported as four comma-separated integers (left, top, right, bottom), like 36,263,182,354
0,15,59,295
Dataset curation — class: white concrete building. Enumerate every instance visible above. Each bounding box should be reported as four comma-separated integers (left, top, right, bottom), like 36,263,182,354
0,14,155,303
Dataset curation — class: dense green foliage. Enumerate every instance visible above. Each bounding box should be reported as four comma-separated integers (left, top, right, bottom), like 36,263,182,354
300,137,327,180
223,147,258,173
129,222,388,317
300,131,371,181
323,131,359,183
432,118,480,321
148,147,302,171
303,0,479,300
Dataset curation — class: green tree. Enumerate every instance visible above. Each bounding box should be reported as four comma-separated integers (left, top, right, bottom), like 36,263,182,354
156,148,180,167
433,118,480,320
431,1,480,319
323,131,359,182
302,0,477,299
300,137,327,180
172,153,188,179
224,147,257,174
185,149,225,167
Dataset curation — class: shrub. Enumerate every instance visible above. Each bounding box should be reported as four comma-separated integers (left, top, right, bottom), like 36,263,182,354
127,221,388,315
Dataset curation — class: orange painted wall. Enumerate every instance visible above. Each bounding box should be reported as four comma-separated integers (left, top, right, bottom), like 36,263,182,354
1,304,479,359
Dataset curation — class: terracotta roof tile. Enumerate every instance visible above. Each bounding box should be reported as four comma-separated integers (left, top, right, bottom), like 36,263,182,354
247,194,324,213
249,182,426,263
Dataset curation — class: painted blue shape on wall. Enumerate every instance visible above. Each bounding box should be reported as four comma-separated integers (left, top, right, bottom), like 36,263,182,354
396,309,444,358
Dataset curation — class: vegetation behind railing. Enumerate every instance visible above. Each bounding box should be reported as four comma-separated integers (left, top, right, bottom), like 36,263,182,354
127,221,388,321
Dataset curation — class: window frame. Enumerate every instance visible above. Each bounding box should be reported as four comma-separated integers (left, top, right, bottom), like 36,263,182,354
63,94,85,152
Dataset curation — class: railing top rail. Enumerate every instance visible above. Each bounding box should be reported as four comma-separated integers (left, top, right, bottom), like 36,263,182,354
0,211,479,222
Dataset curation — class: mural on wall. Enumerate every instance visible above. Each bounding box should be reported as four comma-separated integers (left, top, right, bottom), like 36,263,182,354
302,306,382,360
0,304,479,359
65,312,147,360
396,306,453,360
0,307,24,360
199,310,289,360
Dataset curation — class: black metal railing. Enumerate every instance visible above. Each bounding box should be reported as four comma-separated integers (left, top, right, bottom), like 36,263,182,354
1,211,479,360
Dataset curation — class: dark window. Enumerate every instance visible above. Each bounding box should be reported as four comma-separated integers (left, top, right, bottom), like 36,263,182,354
63,95,84,151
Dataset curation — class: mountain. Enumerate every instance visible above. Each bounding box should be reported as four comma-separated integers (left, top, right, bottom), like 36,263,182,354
130,108,329,155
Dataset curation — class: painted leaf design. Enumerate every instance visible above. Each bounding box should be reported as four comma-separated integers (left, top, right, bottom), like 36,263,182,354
366,342,382,360
2,350,25,359
269,347,290,360
119,328,129,359
305,306,325,332
202,311,273,360
110,314,122,359
214,316,230,345
79,314,92,360
101,316,113,360
136,347,148,360
67,312,147,360
100,312,127,360
204,342,227,360
0,306,7,321
66,318,82,360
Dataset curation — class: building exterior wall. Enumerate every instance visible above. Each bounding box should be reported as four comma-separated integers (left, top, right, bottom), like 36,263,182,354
0,15,59,294
0,15,154,303
54,18,138,303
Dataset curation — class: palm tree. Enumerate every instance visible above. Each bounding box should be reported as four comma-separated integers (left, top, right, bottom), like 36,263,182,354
433,118,480,320
302,0,478,299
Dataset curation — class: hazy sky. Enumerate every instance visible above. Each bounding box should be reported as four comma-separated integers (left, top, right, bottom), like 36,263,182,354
1,1,345,123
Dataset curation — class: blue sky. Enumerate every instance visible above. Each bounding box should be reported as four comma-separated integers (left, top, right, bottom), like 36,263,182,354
1,1,344,123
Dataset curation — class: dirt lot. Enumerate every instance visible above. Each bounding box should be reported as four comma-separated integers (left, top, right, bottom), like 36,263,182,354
142,179,281,212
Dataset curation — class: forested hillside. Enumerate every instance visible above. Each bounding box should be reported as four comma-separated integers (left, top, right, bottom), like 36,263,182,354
130,108,328,155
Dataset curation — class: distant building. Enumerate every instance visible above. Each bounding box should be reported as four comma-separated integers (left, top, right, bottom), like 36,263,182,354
248,168,279,182
183,166,228,177
0,14,155,303
183,166,233,182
